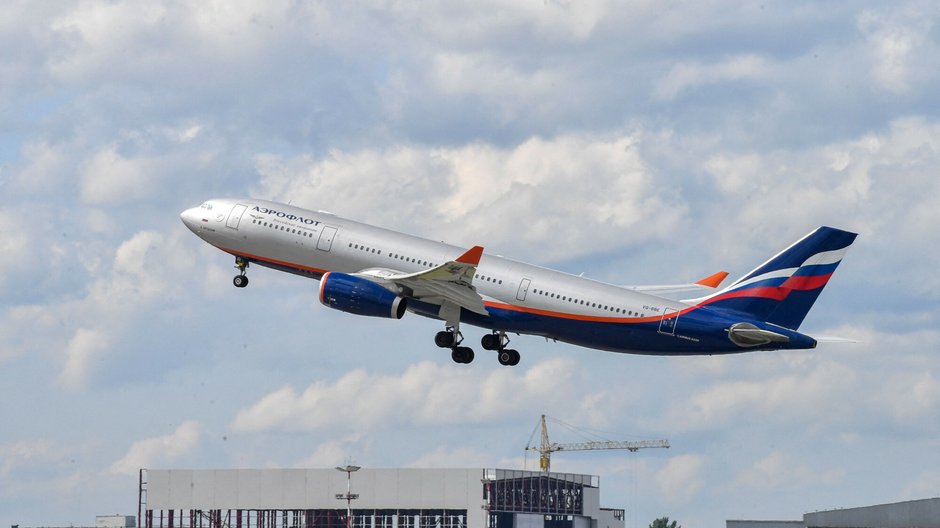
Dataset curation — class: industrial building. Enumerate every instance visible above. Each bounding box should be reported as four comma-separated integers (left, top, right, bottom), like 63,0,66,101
138,468,625,528
727,497,940,528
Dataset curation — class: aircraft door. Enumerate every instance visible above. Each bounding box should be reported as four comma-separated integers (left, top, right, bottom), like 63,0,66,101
658,308,679,335
516,278,531,301
225,204,248,229
317,226,337,251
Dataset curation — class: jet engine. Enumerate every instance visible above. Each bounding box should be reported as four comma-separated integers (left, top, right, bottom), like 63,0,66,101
318,272,407,319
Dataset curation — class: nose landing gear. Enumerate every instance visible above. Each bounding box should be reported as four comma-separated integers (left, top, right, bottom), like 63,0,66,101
482,331,520,366
233,257,249,288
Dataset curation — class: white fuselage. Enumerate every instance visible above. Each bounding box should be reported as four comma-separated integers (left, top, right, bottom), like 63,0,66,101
181,198,680,337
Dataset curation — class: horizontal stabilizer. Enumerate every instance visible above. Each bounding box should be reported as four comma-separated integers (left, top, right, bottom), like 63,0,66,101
628,271,729,296
813,336,859,343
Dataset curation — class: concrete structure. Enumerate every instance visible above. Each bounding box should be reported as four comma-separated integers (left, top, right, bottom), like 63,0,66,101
97,516,136,528
726,521,802,528
727,497,940,528
139,468,625,528
804,498,940,528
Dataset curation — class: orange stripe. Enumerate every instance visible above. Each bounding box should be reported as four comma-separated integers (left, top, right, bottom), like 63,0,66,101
215,245,330,276
483,301,665,324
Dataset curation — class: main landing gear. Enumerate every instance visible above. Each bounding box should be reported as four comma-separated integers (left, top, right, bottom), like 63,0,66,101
435,327,474,364
482,331,520,366
233,257,249,288
434,327,520,366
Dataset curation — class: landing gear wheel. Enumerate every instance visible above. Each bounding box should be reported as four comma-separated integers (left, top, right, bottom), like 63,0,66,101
435,331,456,348
507,349,520,366
451,347,474,364
497,350,513,365
233,275,249,288
481,333,502,351
497,349,520,366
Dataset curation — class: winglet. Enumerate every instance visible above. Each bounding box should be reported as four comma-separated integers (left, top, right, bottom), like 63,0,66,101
456,245,484,265
695,271,729,288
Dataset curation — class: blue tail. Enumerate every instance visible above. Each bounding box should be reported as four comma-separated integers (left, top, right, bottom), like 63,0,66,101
694,226,857,330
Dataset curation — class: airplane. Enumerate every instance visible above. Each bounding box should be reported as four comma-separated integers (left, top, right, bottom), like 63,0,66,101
180,198,857,366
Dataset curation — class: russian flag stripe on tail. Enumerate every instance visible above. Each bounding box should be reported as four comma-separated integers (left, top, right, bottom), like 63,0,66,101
693,226,857,330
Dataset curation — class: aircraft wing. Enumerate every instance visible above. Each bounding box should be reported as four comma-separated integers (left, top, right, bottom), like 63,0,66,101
357,246,489,315
626,271,729,295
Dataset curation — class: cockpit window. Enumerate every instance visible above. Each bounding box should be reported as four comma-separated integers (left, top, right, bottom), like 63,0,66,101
200,202,213,210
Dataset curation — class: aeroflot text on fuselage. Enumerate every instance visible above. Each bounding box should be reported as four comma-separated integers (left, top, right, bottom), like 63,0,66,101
252,206,320,225
180,197,857,367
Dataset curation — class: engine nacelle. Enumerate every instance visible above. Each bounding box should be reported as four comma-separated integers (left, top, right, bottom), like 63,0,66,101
318,272,407,319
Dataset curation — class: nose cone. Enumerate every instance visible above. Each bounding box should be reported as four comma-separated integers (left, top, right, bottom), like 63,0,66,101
180,207,201,232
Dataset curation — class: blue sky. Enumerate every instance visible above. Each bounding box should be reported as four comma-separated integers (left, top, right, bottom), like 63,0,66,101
2,1,940,526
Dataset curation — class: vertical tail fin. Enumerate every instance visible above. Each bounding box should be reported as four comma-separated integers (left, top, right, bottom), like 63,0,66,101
688,226,857,329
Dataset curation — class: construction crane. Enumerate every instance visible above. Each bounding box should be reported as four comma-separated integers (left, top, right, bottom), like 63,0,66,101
525,414,670,473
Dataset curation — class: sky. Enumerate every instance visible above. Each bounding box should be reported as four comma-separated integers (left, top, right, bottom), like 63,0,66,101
1,1,940,526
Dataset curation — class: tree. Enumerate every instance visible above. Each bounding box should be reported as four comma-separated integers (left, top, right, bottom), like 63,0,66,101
649,517,680,528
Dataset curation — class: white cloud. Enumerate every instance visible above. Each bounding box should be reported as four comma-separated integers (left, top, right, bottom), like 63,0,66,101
58,327,110,390
857,6,937,94
297,437,363,468
407,446,523,469
110,420,201,476
10,141,69,194
0,210,33,289
252,134,685,262
734,450,844,491
231,358,583,433
665,360,857,431
693,116,940,298
898,470,940,501
656,454,704,502
0,225,210,388
0,305,59,364
654,54,772,101
427,51,568,122
0,439,58,477
79,145,156,205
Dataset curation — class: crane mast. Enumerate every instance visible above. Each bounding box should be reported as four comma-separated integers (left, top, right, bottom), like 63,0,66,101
526,414,669,473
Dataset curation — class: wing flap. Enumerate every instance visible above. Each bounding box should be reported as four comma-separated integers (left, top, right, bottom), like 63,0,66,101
377,245,489,316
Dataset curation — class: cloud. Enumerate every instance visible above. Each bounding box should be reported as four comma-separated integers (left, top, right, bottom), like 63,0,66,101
898,470,940,501
653,54,772,101
0,440,59,477
79,145,156,205
656,454,705,502
110,420,201,476
407,446,520,469
734,450,844,491
252,134,685,262
58,327,110,389
857,5,938,94
297,437,363,468
0,210,34,289
664,360,857,432
231,358,582,433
